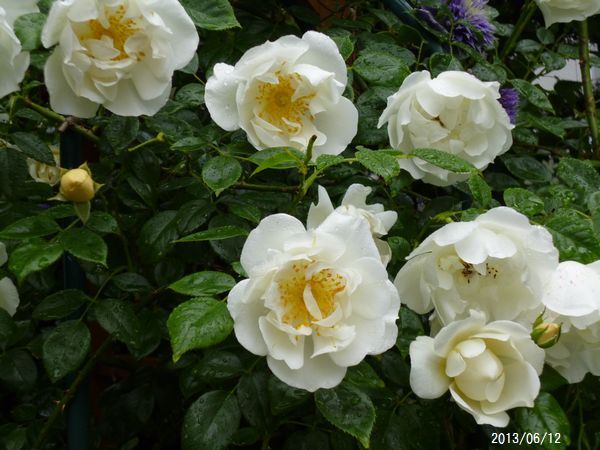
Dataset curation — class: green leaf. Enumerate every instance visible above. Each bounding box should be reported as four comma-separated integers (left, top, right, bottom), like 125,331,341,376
94,299,142,355
249,147,304,175
85,212,119,234
167,297,233,361
315,155,346,172
268,377,311,417
503,188,545,217
237,372,271,431
33,289,89,320
325,29,354,60
428,53,463,77
169,271,235,297
556,157,600,195
413,148,476,173
104,116,139,150
175,226,249,243
0,310,16,350
353,50,410,86
355,148,400,182
345,361,385,389
13,12,46,51
511,79,554,113
42,321,90,382
545,209,600,263
193,350,243,382
503,155,552,183
181,0,240,30
175,83,205,107
11,132,55,165
202,156,242,195
171,137,206,153
467,173,492,207
112,273,152,293
8,239,63,283
0,215,60,240
397,307,424,358
315,382,376,448
514,392,570,449
137,210,179,263
58,228,108,265
0,350,37,392
182,391,241,450
371,405,441,450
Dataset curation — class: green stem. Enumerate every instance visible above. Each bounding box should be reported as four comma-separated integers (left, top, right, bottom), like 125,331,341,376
500,0,537,61
31,337,113,450
232,181,298,193
579,20,600,159
15,96,100,144
128,132,165,152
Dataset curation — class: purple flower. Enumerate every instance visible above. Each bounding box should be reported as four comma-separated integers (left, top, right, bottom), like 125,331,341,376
448,0,495,52
499,88,519,124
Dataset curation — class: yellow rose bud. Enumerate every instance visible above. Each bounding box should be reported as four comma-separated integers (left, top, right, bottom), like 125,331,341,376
60,168,95,203
531,322,561,349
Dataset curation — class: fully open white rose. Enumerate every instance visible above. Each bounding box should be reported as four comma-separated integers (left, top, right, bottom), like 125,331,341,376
307,184,398,265
0,242,19,316
205,31,358,160
227,212,400,391
0,0,39,99
395,207,558,327
541,261,600,383
42,0,199,117
410,310,545,427
377,71,513,186
27,145,61,186
535,0,600,27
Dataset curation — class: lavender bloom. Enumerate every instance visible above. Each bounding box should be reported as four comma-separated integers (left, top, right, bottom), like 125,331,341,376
499,88,519,124
448,0,495,52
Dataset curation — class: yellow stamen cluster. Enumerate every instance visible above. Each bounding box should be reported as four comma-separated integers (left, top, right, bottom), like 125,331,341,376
86,5,141,61
278,262,346,328
255,72,315,133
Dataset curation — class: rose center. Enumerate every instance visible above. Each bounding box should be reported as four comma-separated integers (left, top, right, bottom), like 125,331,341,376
85,5,141,61
278,261,345,328
255,72,315,133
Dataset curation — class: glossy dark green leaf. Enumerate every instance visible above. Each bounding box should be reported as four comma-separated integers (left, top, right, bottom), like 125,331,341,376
181,0,240,30
413,148,475,173
202,156,242,195
175,83,205,107
511,79,554,113
556,157,600,195
0,309,16,350
0,350,37,392
504,188,545,217
169,271,235,296
355,148,400,182
237,372,271,431
104,116,140,150
182,391,240,450
514,392,570,449
345,361,385,389
0,216,60,240
468,173,492,207
58,228,108,265
315,382,376,448
8,239,63,283
353,50,410,86
167,297,233,361
111,273,152,293
42,321,90,382
85,212,119,234
545,209,600,263
137,210,179,263
249,147,304,175
175,225,248,243
503,155,552,183
13,12,46,51
33,289,89,320
268,376,311,417
11,132,55,165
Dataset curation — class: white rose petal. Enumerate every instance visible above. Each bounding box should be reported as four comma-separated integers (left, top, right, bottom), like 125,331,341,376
410,310,544,427
0,277,19,316
42,0,199,117
378,71,514,186
27,145,61,186
227,211,400,391
0,0,39,99
205,31,358,160
395,207,559,327
307,184,397,265
535,0,600,27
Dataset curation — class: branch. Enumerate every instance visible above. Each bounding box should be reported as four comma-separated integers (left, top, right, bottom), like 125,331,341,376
579,19,600,158
500,0,537,62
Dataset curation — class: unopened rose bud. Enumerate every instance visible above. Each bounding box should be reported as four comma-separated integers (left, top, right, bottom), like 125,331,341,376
531,322,561,349
60,168,95,202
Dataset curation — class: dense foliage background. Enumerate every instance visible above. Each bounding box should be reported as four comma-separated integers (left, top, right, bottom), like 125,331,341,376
1,0,600,448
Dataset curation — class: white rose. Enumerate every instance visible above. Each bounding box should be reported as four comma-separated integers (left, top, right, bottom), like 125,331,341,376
535,0,600,27
377,71,514,186
541,261,600,383
41,0,199,118
0,242,19,316
410,310,545,427
227,212,400,391
27,145,61,186
395,207,558,326
0,0,39,98
307,184,398,265
205,31,358,160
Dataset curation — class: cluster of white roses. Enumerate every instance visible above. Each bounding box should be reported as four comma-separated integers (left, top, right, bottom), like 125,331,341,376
227,184,400,392
397,206,600,426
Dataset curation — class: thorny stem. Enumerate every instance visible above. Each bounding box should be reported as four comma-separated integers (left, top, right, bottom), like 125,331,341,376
128,132,166,152
15,96,100,144
500,0,537,62
578,19,600,159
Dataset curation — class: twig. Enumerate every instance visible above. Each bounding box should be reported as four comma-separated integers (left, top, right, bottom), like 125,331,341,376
578,19,600,158
232,181,298,193
500,0,537,62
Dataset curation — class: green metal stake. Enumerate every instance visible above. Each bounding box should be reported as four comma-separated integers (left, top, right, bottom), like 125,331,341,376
60,129,90,450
